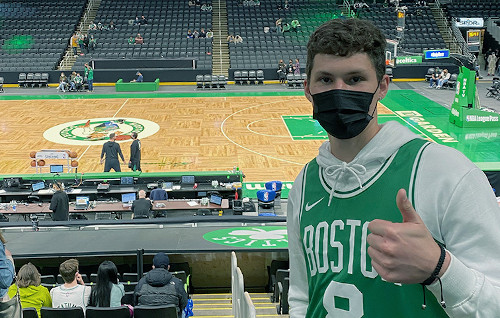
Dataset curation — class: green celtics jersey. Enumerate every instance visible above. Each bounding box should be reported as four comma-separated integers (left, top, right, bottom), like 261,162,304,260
299,139,448,317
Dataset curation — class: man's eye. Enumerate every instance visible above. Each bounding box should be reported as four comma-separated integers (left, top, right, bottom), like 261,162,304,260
319,77,331,83
349,76,363,84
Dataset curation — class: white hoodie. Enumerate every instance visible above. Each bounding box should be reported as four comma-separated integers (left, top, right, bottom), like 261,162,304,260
287,121,500,317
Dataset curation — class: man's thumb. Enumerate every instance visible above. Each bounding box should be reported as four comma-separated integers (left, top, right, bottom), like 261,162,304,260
396,188,421,223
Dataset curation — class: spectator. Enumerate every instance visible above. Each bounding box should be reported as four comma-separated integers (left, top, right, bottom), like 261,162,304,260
277,59,287,83
68,71,77,91
8,263,51,317
436,69,451,89
131,190,152,219
193,29,200,38
134,17,140,25
77,33,85,56
227,34,235,42
85,63,94,92
83,35,89,54
131,71,144,83
187,30,194,39
134,252,188,317
201,3,212,11
234,34,243,43
89,35,97,53
275,18,283,33
89,261,124,308
57,72,67,92
49,181,69,221
282,22,291,32
135,33,144,45
487,52,497,76
428,67,440,88
188,0,196,6
109,21,115,30
199,28,207,38
97,22,103,30
291,19,301,31
140,15,148,25
50,259,91,311
294,58,301,74
0,233,15,302
206,29,213,38
70,33,78,56
128,36,135,45
74,73,83,91
89,21,97,30
287,59,294,74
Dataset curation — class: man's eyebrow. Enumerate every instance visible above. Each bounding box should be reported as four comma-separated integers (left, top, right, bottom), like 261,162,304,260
315,70,369,77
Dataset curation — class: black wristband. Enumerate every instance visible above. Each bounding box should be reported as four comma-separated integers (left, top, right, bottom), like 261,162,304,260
421,243,446,286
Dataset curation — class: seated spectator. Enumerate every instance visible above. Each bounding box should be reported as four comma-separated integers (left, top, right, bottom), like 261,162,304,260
275,18,283,32
97,22,103,30
128,37,135,45
436,69,451,89
89,21,97,30
109,21,115,30
428,67,441,88
287,59,294,74
8,263,51,317
140,15,148,25
193,29,200,38
187,30,194,38
135,33,144,44
131,190,152,219
0,233,15,302
206,29,213,38
291,19,301,30
199,28,207,38
50,259,91,311
134,16,140,25
89,261,125,308
69,71,77,91
131,71,143,83
227,34,235,42
188,0,196,6
201,3,212,11
74,73,83,91
57,72,67,92
281,22,291,32
134,252,188,317
277,59,287,84
234,34,243,43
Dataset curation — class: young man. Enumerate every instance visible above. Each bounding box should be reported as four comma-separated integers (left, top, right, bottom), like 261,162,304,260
129,132,141,171
49,181,69,221
100,132,126,172
50,259,91,310
287,18,500,317
134,252,188,317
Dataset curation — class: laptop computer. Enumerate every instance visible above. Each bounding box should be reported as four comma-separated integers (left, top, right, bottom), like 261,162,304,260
209,194,223,206
162,182,173,190
74,196,90,210
121,193,136,208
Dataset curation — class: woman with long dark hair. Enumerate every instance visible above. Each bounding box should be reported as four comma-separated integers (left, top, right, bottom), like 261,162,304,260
89,261,124,307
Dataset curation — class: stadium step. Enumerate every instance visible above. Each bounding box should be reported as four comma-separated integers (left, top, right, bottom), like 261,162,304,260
190,293,289,317
429,2,461,54
211,0,230,77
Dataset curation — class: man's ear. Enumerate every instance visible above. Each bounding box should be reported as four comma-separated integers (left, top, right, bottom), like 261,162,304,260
378,74,390,100
304,79,313,103
167,265,170,271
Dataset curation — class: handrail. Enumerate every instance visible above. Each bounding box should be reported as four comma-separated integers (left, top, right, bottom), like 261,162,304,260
231,252,257,318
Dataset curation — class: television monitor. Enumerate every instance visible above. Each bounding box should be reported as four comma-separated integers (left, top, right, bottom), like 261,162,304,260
197,191,207,197
209,194,223,206
75,196,89,206
31,181,45,192
121,193,136,203
50,165,64,174
181,175,195,184
120,177,134,185
162,182,173,190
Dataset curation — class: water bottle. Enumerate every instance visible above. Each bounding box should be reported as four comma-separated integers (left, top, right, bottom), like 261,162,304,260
12,201,16,212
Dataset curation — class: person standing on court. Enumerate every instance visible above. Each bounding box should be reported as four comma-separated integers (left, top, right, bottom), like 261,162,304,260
129,132,141,171
100,133,125,172
49,181,69,221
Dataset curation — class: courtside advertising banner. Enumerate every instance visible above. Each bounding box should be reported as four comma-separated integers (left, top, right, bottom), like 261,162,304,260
455,18,484,28
395,56,422,65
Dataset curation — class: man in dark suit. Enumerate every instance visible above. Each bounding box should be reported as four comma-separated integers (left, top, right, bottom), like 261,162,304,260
129,132,141,171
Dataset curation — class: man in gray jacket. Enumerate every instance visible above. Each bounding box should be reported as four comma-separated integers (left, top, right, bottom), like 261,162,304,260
134,252,188,317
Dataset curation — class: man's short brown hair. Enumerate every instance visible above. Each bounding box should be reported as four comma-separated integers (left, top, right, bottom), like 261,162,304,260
306,19,387,82
59,258,79,283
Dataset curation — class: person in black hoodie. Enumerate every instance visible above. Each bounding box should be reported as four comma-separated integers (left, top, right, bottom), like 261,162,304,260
134,252,188,317
100,133,125,172
129,132,141,171
49,181,69,221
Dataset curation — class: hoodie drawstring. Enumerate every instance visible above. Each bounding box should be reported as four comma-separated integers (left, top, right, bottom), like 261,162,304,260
324,162,367,206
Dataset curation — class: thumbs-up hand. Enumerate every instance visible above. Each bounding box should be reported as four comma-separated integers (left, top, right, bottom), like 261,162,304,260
367,189,448,284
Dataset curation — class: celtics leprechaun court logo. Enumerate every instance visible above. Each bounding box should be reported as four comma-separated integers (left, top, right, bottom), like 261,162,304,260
203,226,288,248
44,118,160,145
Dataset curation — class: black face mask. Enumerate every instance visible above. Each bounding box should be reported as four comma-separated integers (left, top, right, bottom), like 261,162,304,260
312,87,378,139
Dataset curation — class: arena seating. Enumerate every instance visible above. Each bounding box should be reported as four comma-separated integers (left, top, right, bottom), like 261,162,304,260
0,0,86,72
442,0,500,19
196,73,226,89
227,0,340,71
73,0,212,72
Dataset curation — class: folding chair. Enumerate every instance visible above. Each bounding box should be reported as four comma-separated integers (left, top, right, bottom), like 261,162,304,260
196,74,204,89
0,77,4,93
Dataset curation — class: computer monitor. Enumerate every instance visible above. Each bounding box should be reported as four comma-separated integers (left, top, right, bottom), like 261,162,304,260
162,182,173,190
31,181,45,192
120,177,134,185
209,194,223,206
197,191,207,197
121,193,136,203
76,196,89,206
50,165,64,174
181,175,195,184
